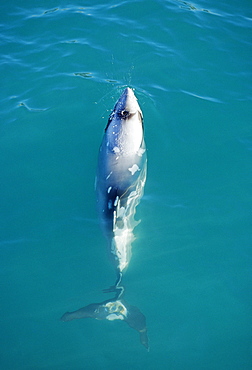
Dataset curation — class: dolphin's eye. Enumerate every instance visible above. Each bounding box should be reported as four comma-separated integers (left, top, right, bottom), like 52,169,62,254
119,110,130,119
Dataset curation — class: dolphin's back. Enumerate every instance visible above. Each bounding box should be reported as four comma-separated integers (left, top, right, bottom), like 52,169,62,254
96,88,147,273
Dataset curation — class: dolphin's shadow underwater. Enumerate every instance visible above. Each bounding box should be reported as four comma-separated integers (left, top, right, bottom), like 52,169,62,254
61,88,149,350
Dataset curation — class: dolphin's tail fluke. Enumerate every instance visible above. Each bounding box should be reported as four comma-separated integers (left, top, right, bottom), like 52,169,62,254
61,297,149,350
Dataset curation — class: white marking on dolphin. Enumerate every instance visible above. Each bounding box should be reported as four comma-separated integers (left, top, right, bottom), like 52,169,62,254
96,87,147,288
128,164,140,175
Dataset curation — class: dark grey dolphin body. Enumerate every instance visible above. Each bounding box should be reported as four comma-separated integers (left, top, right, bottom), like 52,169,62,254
61,88,149,350
96,88,147,285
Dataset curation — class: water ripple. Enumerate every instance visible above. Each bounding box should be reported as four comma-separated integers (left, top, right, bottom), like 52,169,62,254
17,101,49,112
181,90,224,103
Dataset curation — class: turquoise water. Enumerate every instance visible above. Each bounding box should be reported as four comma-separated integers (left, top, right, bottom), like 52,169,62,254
1,1,251,369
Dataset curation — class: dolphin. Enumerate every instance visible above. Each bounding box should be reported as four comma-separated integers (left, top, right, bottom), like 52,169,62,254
61,88,149,350
96,87,147,290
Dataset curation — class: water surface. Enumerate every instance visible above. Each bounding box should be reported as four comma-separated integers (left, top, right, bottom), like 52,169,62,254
0,1,251,369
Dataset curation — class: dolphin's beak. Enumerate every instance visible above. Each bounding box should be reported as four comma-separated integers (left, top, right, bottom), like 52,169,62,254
115,87,142,117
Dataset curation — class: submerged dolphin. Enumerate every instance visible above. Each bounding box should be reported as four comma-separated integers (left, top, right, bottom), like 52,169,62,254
96,87,147,289
61,88,149,350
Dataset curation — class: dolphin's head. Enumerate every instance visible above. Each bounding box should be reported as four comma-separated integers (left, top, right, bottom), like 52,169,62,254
110,87,142,121
105,88,144,155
